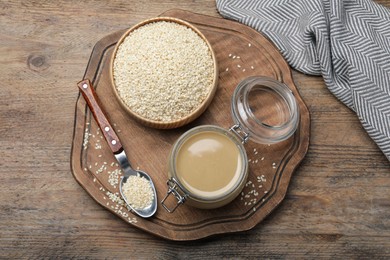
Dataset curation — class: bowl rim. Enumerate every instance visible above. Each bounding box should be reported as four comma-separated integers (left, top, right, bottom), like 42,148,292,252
109,16,219,129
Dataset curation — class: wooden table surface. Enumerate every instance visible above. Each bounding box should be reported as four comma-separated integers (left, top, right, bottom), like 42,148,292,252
1,0,389,258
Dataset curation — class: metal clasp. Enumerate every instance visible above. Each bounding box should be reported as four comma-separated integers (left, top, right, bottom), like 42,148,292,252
161,178,188,213
229,124,249,144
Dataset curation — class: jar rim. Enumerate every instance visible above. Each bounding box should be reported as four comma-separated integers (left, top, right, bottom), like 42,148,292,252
231,76,299,144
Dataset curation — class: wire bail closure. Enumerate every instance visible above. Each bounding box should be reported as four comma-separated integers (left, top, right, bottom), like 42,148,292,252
161,178,188,213
229,124,249,144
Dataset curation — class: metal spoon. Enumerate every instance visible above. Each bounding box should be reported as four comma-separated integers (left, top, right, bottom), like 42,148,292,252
77,79,157,218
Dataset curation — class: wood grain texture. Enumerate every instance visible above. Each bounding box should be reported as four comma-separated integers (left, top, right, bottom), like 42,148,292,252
70,10,310,240
0,0,389,258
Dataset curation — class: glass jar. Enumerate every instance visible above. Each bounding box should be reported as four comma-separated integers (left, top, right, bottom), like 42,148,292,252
161,76,299,212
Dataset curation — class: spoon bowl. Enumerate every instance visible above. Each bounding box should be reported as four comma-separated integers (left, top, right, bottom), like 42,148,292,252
120,170,157,218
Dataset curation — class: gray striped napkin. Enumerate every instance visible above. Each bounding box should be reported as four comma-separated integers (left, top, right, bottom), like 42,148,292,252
216,0,390,161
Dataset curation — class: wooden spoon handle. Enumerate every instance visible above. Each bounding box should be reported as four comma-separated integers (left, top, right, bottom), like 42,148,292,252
77,79,123,154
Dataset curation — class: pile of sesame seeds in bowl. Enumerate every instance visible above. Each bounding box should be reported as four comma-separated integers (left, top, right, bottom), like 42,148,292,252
110,17,218,129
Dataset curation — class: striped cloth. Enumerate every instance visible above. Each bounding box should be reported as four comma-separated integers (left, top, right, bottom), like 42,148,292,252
216,0,390,161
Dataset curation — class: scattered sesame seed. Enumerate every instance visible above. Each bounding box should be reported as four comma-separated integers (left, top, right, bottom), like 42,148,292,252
108,168,121,187
128,217,138,224
225,68,229,72
237,64,241,68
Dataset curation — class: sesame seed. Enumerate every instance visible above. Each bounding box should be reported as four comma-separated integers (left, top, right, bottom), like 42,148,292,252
122,174,154,209
113,21,215,122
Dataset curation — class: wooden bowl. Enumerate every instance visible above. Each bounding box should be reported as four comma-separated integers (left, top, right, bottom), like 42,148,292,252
110,17,218,129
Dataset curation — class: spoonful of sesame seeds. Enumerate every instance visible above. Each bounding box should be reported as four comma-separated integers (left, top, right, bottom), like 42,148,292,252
77,79,157,218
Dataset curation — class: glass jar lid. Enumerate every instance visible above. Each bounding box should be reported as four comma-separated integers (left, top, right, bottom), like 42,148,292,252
231,76,299,144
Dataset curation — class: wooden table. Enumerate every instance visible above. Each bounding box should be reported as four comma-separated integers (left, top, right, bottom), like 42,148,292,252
1,0,389,258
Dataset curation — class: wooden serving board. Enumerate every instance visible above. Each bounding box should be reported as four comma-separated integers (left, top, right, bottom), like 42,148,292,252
71,9,310,241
